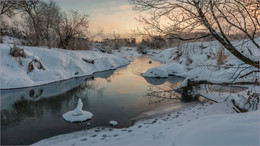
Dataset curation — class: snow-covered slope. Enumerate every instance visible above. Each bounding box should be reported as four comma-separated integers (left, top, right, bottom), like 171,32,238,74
1,43,129,89
148,38,260,83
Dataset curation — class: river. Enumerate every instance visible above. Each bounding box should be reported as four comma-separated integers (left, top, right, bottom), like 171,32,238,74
1,56,210,145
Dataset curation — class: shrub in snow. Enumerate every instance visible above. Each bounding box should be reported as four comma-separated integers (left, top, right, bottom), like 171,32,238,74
10,45,27,66
137,41,148,54
216,47,229,66
10,45,26,58
185,54,193,66
82,58,95,64
66,37,91,50
62,98,93,123
149,35,166,49
142,67,168,78
109,120,118,126
28,59,45,73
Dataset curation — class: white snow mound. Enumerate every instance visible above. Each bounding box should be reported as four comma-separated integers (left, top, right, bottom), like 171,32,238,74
109,120,118,126
142,67,168,78
62,98,93,122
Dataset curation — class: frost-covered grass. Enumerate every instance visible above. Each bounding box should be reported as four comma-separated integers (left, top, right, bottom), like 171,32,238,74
1,42,129,89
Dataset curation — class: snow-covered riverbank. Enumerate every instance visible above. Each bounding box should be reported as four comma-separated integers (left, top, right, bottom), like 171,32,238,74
33,101,259,145
1,43,129,89
144,38,260,84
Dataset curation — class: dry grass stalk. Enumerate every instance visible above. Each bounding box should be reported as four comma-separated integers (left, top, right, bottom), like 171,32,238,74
216,47,229,66
27,59,45,73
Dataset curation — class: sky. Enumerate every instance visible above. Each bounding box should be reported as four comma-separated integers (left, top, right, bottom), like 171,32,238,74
56,0,140,39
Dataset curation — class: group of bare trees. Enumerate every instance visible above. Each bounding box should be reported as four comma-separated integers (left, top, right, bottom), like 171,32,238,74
130,0,260,69
0,0,90,49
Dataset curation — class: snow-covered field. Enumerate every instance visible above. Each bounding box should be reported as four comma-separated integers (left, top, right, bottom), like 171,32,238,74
0,40,129,89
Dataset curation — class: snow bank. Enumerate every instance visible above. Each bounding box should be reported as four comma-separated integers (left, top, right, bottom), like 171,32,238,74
0,44,129,89
162,62,186,76
151,38,259,83
112,47,141,61
142,67,168,78
142,62,186,78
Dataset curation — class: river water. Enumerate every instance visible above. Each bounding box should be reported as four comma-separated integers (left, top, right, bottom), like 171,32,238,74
1,56,209,145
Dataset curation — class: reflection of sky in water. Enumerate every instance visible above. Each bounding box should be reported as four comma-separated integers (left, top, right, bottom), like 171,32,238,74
1,56,186,145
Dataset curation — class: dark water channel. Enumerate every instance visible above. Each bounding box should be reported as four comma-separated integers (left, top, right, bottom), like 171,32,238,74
1,56,210,145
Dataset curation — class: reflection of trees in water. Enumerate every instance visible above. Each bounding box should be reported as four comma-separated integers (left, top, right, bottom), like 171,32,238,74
199,83,259,112
76,80,105,98
146,82,182,104
1,80,99,126
178,80,259,112
146,79,256,106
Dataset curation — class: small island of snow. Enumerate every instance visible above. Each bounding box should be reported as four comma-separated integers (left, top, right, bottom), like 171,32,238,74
142,67,168,78
62,98,93,123
109,120,118,126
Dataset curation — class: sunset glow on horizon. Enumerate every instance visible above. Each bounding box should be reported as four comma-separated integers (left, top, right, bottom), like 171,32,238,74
56,0,140,39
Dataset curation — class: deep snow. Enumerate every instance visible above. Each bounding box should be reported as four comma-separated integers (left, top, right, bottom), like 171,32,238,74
148,38,260,83
1,42,129,89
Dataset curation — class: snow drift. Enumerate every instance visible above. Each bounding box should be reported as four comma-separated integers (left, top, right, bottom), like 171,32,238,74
1,44,129,89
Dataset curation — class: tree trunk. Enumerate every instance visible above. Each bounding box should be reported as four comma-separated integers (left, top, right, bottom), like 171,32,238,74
193,1,260,69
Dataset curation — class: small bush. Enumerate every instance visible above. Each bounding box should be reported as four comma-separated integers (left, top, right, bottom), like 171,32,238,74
185,54,193,66
27,59,45,73
82,58,95,64
10,45,26,58
137,42,148,54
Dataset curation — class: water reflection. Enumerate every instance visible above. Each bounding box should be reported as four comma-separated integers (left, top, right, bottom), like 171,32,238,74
144,77,167,85
1,76,90,110
1,56,197,145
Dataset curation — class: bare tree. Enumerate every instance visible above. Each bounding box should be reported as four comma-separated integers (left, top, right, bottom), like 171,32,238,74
55,10,89,49
17,0,61,46
130,0,260,69
0,0,18,17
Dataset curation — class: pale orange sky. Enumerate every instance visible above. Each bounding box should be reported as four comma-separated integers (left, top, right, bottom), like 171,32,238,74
56,0,140,38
